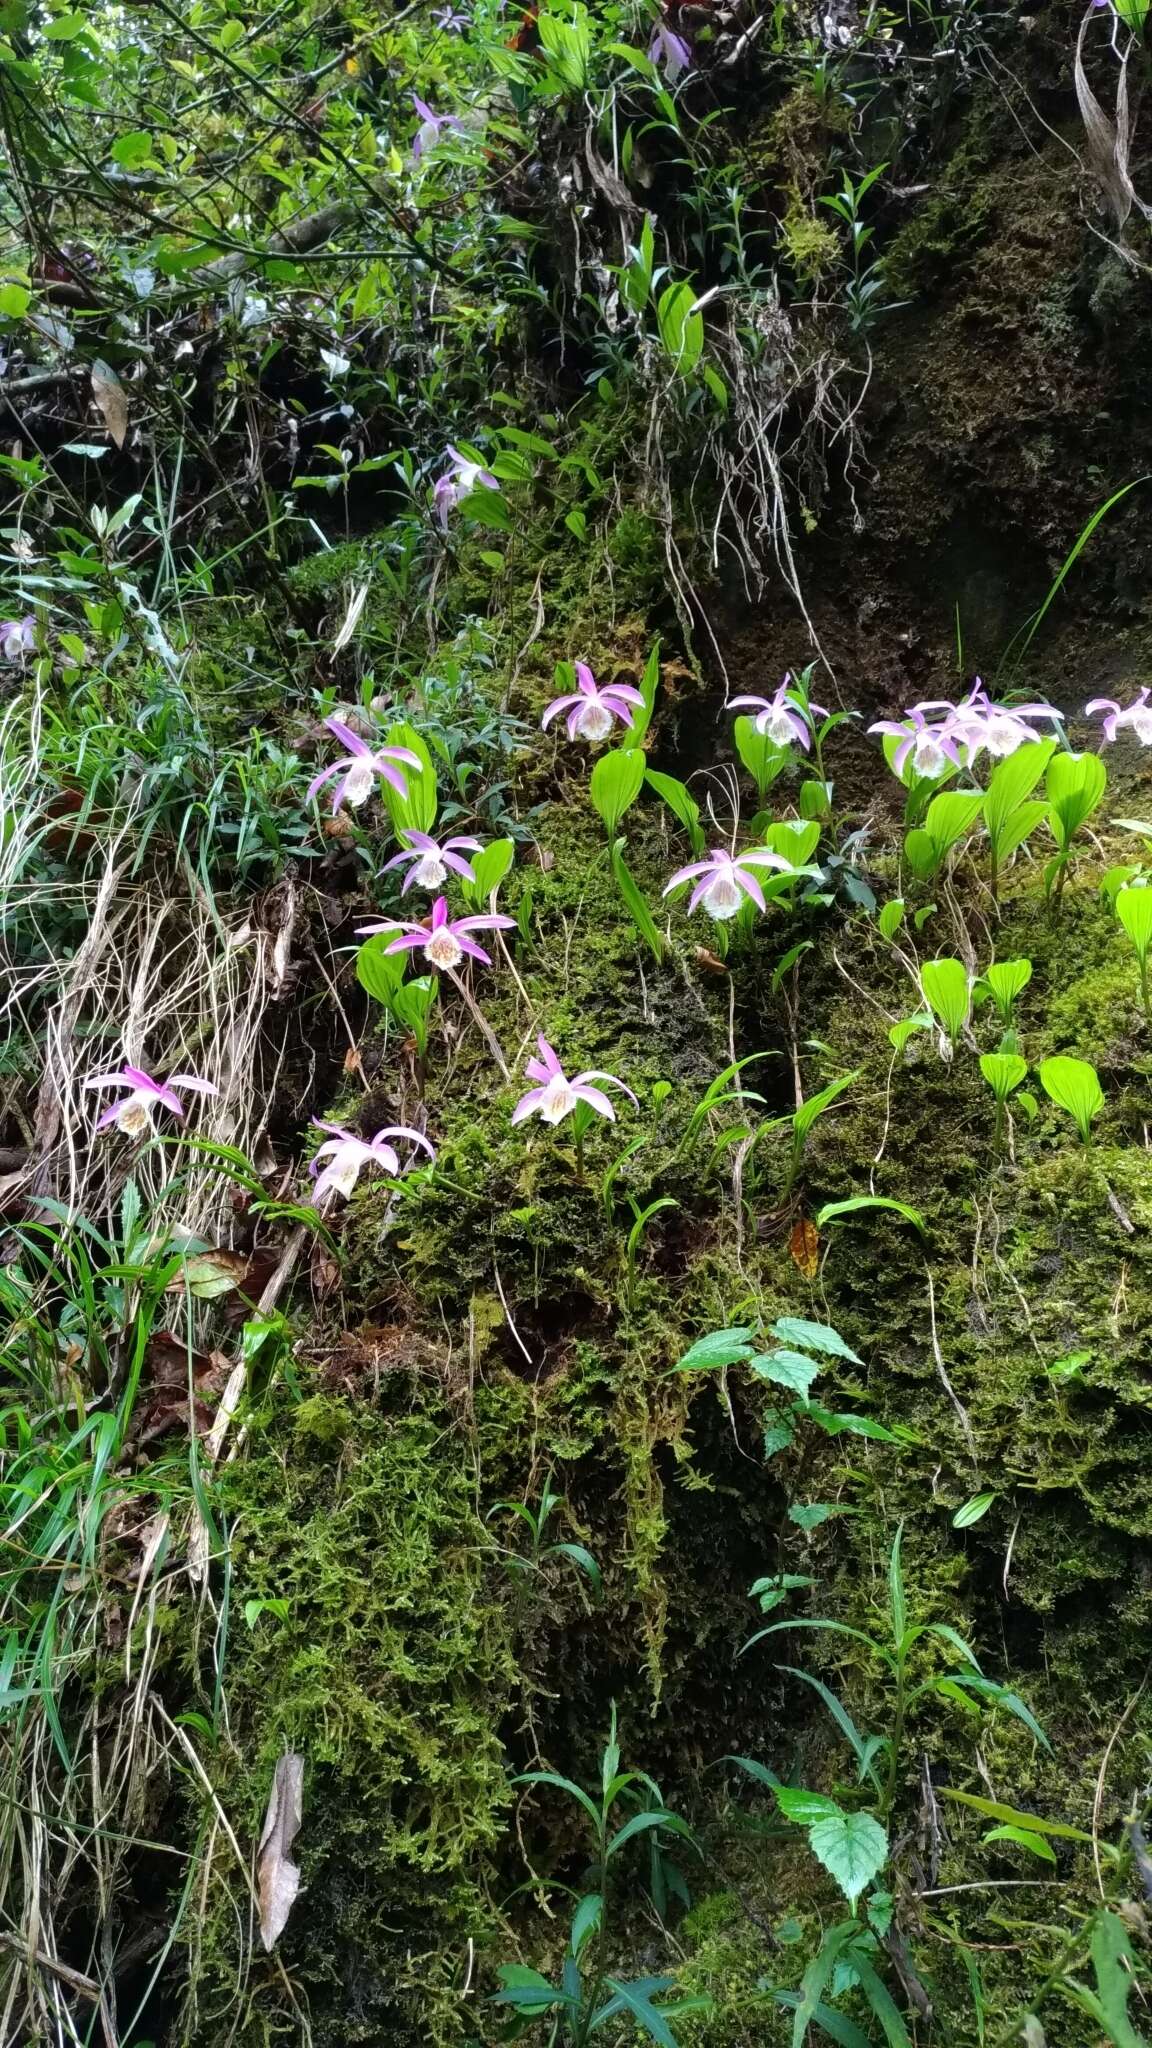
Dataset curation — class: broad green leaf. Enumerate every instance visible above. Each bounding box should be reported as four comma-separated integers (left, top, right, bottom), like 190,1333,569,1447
762,818,821,867
775,1786,842,1825
1090,1909,1146,2048
748,1349,821,1399
922,790,985,856
983,741,1056,839
991,800,1049,864
793,1072,858,1142
734,716,790,800
590,747,646,836
979,1054,1027,1104
888,1012,933,1054
953,1490,997,1527
920,957,970,1040
656,281,704,377
807,1808,889,1906
815,1196,926,1234
982,1824,1056,1863
611,837,665,962
904,827,938,877
771,1317,862,1363
1116,884,1152,965
569,1892,602,1954
671,1327,755,1371
807,1409,897,1442
981,961,1034,1018
1038,1055,1104,1143
536,5,592,89
460,837,514,910
1046,751,1107,849
788,1502,851,1530
878,899,905,940
356,932,405,1004
383,722,436,837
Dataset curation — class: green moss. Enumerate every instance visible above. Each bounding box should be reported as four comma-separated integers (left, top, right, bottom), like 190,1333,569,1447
190,1395,516,2046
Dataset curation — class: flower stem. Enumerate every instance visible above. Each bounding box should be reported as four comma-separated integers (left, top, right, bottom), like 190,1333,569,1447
446,968,510,1080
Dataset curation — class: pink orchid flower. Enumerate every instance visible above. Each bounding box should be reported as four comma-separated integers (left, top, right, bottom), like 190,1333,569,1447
541,663,645,743
0,614,35,662
943,682,1063,761
868,705,965,779
84,1064,218,1138
381,829,483,893
1086,688,1152,746
411,95,466,162
512,1037,638,1127
648,20,692,79
433,444,500,528
310,1120,435,1205
663,846,797,921
307,716,422,812
729,675,826,751
358,894,515,971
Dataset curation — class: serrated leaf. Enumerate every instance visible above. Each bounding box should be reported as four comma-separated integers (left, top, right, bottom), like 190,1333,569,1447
671,1327,755,1371
771,1317,862,1363
775,1786,843,1825
806,1808,888,1906
748,1349,821,1399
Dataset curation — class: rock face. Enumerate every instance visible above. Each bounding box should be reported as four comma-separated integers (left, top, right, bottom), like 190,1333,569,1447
189,31,1152,2043
9,4,1152,2042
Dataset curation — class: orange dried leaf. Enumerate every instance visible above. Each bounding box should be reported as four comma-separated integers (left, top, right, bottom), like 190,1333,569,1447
789,1216,820,1278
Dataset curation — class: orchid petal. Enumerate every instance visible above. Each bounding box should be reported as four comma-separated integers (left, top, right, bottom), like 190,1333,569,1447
733,867,766,911
325,716,370,757
572,1083,615,1119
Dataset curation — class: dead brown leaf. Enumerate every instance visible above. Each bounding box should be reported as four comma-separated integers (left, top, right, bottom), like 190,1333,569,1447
257,1753,305,1952
694,946,728,975
91,357,129,448
310,1241,342,1300
166,1249,253,1300
788,1216,820,1278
